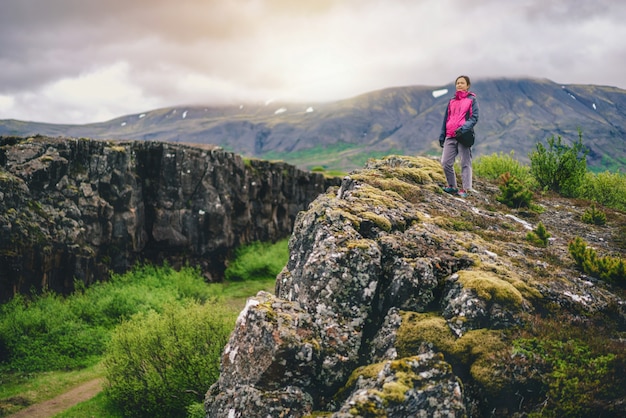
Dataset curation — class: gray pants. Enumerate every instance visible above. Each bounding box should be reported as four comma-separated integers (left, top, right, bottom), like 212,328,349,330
441,138,473,190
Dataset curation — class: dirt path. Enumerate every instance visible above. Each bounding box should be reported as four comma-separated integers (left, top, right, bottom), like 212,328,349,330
7,378,105,418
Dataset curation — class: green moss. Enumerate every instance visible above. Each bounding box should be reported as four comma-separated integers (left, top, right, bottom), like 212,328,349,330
346,156,447,202
352,174,422,202
449,219,475,231
374,155,447,185
360,211,392,232
0,169,22,186
379,379,409,403
335,362,384,405
341,355,450,416
349,400,386,417
477,263,543,302
450,329,508,390
396,312,456,357
396,312,509,397
458,270,524,309
346,239,376,250
326,208,361,229
349,184,403,210
256,301,278,324
329,182,419,232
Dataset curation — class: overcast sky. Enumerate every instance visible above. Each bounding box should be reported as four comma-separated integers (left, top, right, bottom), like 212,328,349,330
1,0,625,124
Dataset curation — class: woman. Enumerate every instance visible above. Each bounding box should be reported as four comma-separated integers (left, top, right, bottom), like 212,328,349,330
439,75,479,198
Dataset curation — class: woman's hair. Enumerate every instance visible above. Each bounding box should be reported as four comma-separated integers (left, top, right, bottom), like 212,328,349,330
456,75,471,86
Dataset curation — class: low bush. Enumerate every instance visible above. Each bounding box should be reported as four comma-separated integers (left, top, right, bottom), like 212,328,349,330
0,293,107,372
529,131,588,197
581,203,607,226
514,336,620,417
104,301,234,418
527,222,551,247
496,172,534,209
0,264,214,374
578,170,626,212
568,237,626,286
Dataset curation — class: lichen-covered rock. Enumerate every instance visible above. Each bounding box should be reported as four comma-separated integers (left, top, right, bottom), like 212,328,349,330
205,292,320,417
205,384,314,418
206,157,478,416
441,271,530,336
334,352,465,418
216,292,321,391
206,155,626,417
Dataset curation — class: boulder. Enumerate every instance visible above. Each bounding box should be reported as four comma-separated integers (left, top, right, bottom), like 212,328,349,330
206,155,626,417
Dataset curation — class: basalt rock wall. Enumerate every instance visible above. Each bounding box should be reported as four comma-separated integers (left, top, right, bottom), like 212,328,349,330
0,136,339,300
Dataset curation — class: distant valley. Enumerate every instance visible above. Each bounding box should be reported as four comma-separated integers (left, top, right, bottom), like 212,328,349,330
2,78,625,172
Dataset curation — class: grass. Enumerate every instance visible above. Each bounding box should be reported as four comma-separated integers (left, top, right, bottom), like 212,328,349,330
262,142,402,174
0,239,287,417
53,391,123,418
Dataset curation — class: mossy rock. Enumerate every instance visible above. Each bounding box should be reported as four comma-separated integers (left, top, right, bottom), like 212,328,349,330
396,312,456,357
348,155,446,200
457,270,525,309
396,311,510,396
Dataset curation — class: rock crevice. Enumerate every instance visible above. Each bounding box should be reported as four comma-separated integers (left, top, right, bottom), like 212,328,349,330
0,136,339,299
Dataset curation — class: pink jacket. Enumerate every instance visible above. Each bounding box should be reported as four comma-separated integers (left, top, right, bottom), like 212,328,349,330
439,90,479,140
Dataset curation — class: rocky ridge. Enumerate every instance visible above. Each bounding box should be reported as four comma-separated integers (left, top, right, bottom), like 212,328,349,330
0,136,339,300
205,155,626,417
3,79,626,172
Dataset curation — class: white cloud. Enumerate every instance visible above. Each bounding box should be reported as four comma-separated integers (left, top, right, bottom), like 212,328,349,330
0,0,625,123
0,95,15,113
1,62,164,123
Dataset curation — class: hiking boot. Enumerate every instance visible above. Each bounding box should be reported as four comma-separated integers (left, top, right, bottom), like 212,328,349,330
458,189,468,198
443,186,458,194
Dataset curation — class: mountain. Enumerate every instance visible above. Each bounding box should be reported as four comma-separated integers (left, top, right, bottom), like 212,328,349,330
2,78,626,172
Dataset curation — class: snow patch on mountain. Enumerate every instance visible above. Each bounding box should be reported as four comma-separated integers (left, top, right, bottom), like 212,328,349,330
432,88,448,98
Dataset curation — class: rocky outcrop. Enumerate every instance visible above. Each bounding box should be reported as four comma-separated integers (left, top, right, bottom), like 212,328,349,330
0,136,339,300
205,155,626,417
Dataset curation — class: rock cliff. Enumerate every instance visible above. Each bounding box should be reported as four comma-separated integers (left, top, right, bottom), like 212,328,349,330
0,136,339,300
205,155,626,417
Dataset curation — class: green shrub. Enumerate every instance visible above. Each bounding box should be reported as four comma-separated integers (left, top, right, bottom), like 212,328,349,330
581,203,606,226
526,222,551,247
104,301,234,418
0,264,215,374
474,151,533,184
225,239,289,281
568,237,626,286
578,170,626,212
514,337,619,418
529,130,588,197
186,402,207,418
0,293,108,372
496,172,534,208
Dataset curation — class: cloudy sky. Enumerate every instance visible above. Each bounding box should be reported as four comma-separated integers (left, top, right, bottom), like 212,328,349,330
1,0,625,124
